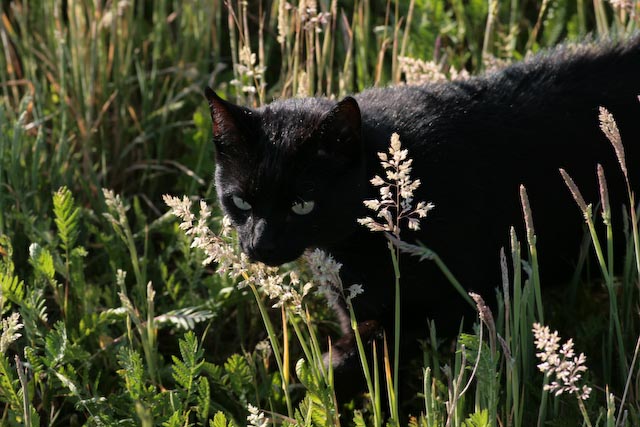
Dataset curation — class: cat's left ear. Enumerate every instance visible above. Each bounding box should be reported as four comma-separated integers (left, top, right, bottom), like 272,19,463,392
316,96,362,162
204,87,254,153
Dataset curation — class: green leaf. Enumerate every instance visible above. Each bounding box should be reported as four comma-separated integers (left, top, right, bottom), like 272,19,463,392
53,186,80,253
294,394,327,427
223,354,252,399
458,333,499,412
353,410,366,427
0,355,21,409
117,347,146,401
211,411,229,427
202,362,223,382
171,330,207,422
24,346,46,377
0,269,24,310
295,358,319,396
20,289,48,343
463,409,489,427
179,331,203,368
162,410,184,427
44,321,67,367
53,369,80,395
29,243,55,280
156,307,215,330
197,377,211,423
172,331,204,394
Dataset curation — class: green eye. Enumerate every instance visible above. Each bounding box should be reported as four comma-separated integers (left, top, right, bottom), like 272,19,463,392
232,195,252,211
291,200,315,215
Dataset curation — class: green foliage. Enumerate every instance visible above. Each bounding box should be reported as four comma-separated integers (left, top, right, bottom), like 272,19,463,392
0,268,24,313
117,348,148,402
53,187,80,254
0,355,21,417
463,410,490,427
157,307,216,330
294,394,330,427
29,243,55,281
223,354,253,400
172,331,205,400
197,377,212,422
459,333,499,421
43,321,69,367
353,410,367,427
211,411,232,427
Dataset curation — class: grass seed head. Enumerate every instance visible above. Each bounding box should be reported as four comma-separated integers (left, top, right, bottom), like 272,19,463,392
359,133,434,237
599,106,627,180
0,312,23,353
532,322,592,400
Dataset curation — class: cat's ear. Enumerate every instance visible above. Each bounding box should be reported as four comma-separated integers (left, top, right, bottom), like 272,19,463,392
204,87,254,151
316,96,362,161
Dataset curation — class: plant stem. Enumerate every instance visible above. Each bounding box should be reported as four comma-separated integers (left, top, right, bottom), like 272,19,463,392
348,304,382,427
577,398,593,427
247,281,293,417
389,240,401,423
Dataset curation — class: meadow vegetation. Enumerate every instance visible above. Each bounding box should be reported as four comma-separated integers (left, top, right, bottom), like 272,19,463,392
0,0,639,425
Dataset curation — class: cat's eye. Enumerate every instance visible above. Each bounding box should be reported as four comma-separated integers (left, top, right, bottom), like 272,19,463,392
232,195,252,211
291,200,315,215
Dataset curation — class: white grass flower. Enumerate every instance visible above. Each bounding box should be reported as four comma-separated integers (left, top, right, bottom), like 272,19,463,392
231,42,266,99
165,196,361,314
346,284,364,302
103,188,128,226
99,0,131,29
400,57,448,84
239,45,257,67
165,195,311,313
305,248,343,307
358,133,434,237
146,281,155,304
255,339,272,361
116,269,127,288
532,322,592,400
305,248,342,287
296,71,309,98
299,0,331,33
1,312,23,353
399,56,469,85
482,53,512,73
277,0,289,44
608,0,636,12
304,248,362,307
247,403,269,427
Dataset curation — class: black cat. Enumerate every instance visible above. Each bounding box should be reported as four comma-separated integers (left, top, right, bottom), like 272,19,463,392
205,37,640,399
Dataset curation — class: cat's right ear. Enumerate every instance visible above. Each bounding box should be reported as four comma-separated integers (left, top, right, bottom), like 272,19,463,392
315,96,363,163
204,87,253,152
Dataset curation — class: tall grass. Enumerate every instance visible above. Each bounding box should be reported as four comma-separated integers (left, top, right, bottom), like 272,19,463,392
0,0,639,426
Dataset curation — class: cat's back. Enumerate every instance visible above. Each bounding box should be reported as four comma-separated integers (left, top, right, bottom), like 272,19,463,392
354,36,640,154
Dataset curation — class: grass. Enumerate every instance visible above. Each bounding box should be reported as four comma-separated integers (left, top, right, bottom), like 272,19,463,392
1,0,639,426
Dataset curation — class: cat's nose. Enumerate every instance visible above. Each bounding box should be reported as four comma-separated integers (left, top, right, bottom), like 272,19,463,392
252,237,276,257
251,218,278,261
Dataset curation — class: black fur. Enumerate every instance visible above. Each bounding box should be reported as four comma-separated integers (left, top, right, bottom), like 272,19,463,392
206,38,640,400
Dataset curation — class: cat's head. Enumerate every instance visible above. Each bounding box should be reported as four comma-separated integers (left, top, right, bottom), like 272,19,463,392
205,88,366,266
